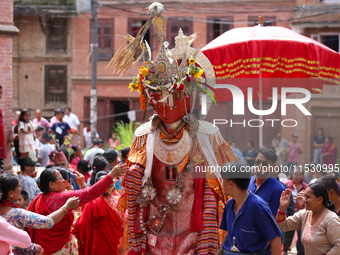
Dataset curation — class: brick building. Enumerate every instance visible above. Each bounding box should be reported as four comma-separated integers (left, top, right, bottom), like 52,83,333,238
12,0,340,165
286,0,340,165
13,4,74,118
0,0,18,171
72,0,295,144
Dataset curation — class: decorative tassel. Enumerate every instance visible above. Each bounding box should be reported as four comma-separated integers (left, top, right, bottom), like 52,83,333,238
135,136,146,150
168,93,174,108
106,20,151,77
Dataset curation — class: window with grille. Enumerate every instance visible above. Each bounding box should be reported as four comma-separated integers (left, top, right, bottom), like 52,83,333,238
207,17,233,42
167,18,193,48
46,17,68,53
97,19,114,60
45,65,67,104
318,0,340,3
248,16,276,27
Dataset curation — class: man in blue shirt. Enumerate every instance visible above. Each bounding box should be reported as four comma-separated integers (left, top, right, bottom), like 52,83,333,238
51,109,70,147
248,148,285,255
248,148,285,216
218,161,281,255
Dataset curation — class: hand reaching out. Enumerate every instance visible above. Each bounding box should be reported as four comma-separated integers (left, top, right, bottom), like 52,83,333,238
36,245,44,255
280,189,291,210
65,177,74,191
74,171,86,188
63,196,80,211
109,163,129,179
296,190,306,210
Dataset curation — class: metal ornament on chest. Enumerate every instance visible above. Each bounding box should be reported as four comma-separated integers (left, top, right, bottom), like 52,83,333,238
136,160,192,246
135,116,197,247
165,166,177,181
153,128,191,165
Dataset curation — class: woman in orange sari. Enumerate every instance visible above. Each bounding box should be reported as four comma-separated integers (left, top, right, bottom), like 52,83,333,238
73,171,127,255
321,136,337,167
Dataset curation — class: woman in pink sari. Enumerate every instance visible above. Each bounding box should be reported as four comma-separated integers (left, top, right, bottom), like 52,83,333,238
321,136,337,167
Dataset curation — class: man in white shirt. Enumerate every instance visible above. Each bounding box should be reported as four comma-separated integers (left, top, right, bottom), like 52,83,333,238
83,122,99,149
84,139,105,164
63,107,80,144
63,107,80,129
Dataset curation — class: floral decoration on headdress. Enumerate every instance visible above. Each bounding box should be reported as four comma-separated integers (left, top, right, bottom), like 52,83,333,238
107,2,221,116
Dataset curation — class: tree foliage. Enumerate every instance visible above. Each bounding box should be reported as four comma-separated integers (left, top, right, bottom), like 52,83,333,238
113,121,140,151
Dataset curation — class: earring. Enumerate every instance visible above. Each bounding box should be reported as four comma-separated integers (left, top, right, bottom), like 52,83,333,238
318,202,320,204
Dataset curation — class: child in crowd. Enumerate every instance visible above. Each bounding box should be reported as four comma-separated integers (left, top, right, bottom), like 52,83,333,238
88,156,109,186
15,190,28,210
120,147,130,164
34,126,45,150
76,159,91,183
46,150,56,166
51,109,70,148
37,133,53,168
16,109,36,158
71,144,83,167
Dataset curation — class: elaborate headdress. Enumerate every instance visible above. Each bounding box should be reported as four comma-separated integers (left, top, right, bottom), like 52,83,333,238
107,2,218,118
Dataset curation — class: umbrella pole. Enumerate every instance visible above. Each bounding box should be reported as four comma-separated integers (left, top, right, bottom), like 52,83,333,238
259,70,263,149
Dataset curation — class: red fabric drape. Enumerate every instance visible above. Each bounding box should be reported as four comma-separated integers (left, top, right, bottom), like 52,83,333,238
190,178,205,232
73,196,122,255
28,194,74,255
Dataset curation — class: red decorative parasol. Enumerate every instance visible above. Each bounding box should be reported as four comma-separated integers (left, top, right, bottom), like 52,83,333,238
201,20,340,100
201,18,340,147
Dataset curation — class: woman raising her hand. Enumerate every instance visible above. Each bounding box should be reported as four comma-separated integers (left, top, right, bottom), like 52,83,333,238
28,163,128,255
276,182,340,255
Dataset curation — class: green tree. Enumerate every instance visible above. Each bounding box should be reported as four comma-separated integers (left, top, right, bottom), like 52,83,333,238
113,121,140,151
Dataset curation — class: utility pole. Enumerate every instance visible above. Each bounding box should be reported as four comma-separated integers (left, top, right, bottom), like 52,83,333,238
90,0,98,143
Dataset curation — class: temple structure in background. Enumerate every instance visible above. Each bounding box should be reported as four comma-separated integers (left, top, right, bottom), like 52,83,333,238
0,0,18,171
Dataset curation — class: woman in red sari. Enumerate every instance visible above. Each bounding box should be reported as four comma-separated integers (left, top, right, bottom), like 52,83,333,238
321,136,337,167
73,171,128,255
28,163,128,255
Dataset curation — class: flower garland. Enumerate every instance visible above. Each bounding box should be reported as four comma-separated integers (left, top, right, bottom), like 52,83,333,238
140,94,147,111
129,58,206,110
140,65,148,110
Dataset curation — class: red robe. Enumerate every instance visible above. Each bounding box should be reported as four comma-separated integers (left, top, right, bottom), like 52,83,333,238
73,196,123,255
28,194,74,254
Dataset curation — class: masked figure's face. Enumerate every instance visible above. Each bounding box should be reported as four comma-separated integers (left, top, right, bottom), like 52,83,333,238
152,92,190,124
